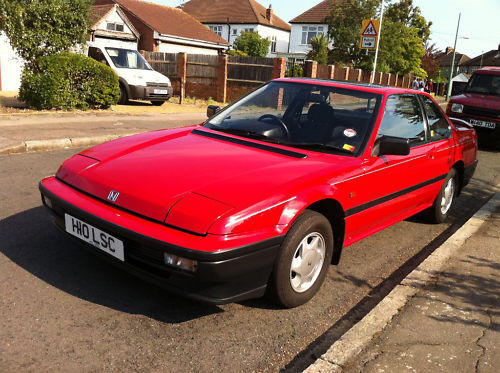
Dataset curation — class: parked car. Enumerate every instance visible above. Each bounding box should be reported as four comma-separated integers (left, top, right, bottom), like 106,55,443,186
87,42,173,106
40,79,478,308
446,66,500,147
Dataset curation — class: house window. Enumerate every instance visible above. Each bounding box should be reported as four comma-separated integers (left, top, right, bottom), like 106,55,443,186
232,29,238,35
106,22,124,32
244,28,255,33
271,36,277,53
301,26,324,45
209,25,223,36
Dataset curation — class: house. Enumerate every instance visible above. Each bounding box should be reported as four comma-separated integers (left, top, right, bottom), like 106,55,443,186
458,44,500,74
436,46,470,80
180,0,291,57
288,0,333,60
88,3,140,49
0,32,23,91
95,0,229,55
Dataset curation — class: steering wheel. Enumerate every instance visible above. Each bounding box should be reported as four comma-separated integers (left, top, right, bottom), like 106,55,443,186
258,114,291,140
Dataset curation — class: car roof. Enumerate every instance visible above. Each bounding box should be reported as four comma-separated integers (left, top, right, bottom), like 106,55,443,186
473,66,500,75
273,77,422,95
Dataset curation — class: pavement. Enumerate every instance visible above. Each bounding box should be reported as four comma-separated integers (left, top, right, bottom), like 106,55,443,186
0,111,206,155
305,192,500,373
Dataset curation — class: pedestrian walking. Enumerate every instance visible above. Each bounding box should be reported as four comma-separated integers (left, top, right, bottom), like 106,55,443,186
419,79,425,92
426,79,434,94
412,77,419,90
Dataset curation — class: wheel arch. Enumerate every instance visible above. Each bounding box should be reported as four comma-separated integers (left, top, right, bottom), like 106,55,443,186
304,198,345,265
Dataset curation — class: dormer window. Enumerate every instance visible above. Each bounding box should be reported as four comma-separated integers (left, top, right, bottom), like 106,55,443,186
106,22,124,32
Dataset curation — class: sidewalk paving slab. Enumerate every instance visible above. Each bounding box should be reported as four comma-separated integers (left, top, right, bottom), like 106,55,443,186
305,192,499,373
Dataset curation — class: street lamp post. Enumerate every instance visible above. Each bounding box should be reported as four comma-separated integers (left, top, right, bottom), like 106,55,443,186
446,13,461,101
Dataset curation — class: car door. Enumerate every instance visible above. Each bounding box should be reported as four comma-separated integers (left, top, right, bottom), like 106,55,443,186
344,93,438,245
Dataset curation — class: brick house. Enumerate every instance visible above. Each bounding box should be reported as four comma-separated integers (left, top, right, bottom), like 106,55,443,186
88,3,140,49
180,0,291,57
436,47,470,80
288,0,334,60
95,0,229,55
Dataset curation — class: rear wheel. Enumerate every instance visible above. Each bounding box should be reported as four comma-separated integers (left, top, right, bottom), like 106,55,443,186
269,210,333,308
427,168,457,223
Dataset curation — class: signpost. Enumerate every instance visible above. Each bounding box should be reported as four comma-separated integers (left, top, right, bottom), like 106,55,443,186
359,20,380,50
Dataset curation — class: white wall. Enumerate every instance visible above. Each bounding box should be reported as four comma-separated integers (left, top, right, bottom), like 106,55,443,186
205,23,290,57
95,8,136,37
289,23,330,55
158,42,219,55
0,32,24,91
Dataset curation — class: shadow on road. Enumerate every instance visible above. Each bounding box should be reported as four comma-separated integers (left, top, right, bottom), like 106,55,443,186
0,206,223,323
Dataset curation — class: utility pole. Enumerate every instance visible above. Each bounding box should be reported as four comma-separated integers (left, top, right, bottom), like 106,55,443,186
446,12,461,101
370,0,385,84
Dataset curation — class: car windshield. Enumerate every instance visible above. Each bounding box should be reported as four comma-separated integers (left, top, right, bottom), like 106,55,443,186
465,73,500,96
205,81,382,155
105,47,152,70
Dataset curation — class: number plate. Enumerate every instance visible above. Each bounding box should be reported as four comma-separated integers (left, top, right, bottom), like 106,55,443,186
153,89,168,95
65,214,124,261
469,118,496,129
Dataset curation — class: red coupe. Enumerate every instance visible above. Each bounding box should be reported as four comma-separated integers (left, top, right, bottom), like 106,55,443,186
40,79,478,307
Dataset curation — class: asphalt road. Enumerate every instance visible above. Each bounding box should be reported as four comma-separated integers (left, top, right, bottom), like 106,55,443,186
0,147,498,372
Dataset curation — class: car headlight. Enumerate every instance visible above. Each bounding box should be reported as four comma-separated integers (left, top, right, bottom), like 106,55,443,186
451,103,464,113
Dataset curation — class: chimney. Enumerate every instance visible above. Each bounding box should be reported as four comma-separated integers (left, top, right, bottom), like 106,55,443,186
445,47,454,54
495,44,500,59
266,5,273,23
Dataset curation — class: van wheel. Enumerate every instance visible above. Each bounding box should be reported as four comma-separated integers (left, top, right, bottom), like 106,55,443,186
118,84,128,105
268,210,333,308
151,101,165,106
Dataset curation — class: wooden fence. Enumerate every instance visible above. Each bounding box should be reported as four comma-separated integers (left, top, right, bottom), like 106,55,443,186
142,51,434,103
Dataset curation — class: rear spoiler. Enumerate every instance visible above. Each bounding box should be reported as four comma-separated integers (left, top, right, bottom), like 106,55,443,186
449,117,474,129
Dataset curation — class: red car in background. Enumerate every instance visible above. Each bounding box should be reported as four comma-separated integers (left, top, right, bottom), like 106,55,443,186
40,79,478,308
446,66,500,147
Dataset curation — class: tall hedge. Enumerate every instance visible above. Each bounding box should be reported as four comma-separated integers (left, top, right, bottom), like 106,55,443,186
19,52,120,110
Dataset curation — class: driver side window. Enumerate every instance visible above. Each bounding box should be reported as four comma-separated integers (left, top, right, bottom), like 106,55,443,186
378,94,426,145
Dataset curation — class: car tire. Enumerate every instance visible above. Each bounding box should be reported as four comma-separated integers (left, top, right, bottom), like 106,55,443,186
150,101,165,106
118,84,129,105
427,168,457,224
269,209,333,308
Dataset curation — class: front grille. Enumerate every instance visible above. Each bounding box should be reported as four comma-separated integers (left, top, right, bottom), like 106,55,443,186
146,82,170,88
463,105,500,120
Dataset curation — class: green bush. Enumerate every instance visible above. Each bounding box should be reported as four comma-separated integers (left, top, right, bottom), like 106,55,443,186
19,52,119,110
286,64,303,77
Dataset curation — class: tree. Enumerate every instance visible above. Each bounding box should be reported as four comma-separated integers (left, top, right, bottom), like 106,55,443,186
0,0,92,69
306,34,329,65
232,31,271,58
327,0,429,75
421,42,441,79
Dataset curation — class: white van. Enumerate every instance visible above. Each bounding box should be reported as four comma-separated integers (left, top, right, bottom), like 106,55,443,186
87,42,173,106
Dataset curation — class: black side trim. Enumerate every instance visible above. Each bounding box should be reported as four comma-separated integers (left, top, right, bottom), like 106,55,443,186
40,181,284,262
345,173,447,217
191,129,308,159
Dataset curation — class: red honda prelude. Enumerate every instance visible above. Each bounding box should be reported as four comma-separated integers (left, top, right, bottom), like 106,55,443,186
40,78,478,308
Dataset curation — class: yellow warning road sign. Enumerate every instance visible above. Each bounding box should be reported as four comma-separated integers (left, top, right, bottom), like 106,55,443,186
360,19,380,50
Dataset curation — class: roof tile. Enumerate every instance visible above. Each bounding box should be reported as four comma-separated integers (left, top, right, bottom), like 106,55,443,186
181,0,291,32
290,0,336,24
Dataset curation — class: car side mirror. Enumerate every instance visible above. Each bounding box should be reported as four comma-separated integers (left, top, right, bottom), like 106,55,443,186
207,105,220,118
376,136,410,156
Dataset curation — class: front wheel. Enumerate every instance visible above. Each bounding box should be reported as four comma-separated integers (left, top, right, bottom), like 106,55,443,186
427,168,457,223
269,210,333,308
118,84,129,105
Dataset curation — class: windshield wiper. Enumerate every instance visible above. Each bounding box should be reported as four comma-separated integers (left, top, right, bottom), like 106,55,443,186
210,127,274,141
282,142,355,154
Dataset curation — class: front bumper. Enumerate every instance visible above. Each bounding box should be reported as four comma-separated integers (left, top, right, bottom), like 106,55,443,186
448,111,500,138
129,84,173,101
40,180,283,304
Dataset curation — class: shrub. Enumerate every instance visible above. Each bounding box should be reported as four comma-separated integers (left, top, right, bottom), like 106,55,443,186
19,52,119,110
286,64,304,77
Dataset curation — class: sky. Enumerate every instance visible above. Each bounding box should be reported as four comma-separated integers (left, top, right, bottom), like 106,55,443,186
155,0,500,59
